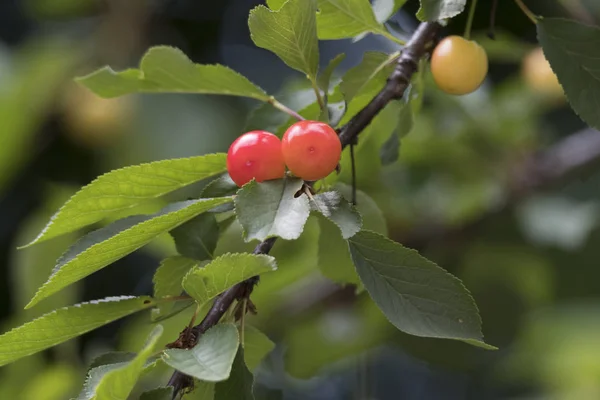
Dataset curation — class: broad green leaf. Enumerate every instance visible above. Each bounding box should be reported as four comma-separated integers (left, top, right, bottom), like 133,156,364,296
249,0,319,82
171,213,220,260
373,0,407,23
244,102,290,133
140,387,174,400
0,296,156,366
316,0,387,40
235,178,310,242
266,0,286,10
214,347,254,400
380,130,400,166
27,197,232,308
89,352,137,370
416,0,466,21
537,18,600,130
201,174,238,214
162,324,239,381
25,153,227,246
153,256,198,318
243,326,275,372
76,46,269,101
348,231,495,349
92,325,164,400
341,52,395,104
183,381,215,400
380,99,413,165
318,54,346,94
310,191,361,239
183,253,277,307
318,185,386,288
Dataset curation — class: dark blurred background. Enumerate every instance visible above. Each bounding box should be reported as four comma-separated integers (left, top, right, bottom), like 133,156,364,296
1,0,600,399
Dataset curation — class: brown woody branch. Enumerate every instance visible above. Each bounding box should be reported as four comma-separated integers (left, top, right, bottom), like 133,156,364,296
167,22,441,398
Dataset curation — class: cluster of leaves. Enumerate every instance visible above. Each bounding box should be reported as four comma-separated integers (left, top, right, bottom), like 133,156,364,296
1,0,600,398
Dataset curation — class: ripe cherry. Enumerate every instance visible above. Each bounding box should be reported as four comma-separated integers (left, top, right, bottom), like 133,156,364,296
282,120,342,181
430,35,488,95
226,130,285,187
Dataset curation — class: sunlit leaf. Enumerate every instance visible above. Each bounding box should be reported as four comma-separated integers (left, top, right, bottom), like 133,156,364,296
77,46,269,101
249,0,319,81
162,324,239,382
372,0,407,23
183,253,277,308
341,52,395,104
316,0,388,40
348,231,495,349
25,153,227,246
0,296,156,366
27,198,232,308
537,18,600,130
235,178,310,242
243,325,276,372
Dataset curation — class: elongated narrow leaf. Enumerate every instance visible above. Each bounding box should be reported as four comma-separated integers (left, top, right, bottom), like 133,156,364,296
235,178,310,242
341,52,394,104
243,326,275,372
90,326,163,400
416,0,466,21
373,0,407,23
318,53,346,94
348,231,495,349
249,0,319,80
214,347,254,400
77,46,269,101
25,153,227,246
316,0,387,40
162,324,239,381
171,213,220,260
27,197,232,308
537,18,600,130
153,256,198,318
89,352,137,370
310,191,361,239
183,253,277,307
0,296,156,366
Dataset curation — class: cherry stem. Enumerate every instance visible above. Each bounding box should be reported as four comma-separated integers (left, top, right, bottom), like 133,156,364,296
270,98,305,121
381,30,406,46
514,0,538,24
463,0,478,40
488,0,498,39
310,79,326,111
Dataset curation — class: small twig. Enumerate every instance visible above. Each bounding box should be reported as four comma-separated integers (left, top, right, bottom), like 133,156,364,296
310,79,326,111
514,0,538,24
269,97,306,121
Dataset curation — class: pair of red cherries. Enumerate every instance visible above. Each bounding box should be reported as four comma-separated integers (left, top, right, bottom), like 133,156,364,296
226,120,342,187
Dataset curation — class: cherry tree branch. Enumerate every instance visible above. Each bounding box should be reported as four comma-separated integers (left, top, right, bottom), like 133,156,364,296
167,22,440,397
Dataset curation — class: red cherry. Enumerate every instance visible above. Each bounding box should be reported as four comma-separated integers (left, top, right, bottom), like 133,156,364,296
226,130,285,187
282,120,341,181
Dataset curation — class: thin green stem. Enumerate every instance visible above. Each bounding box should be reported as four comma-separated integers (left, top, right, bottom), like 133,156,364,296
311,79,326,111
380,30,406,46
464,0,479,40
269,97,305,121
514,0,538,24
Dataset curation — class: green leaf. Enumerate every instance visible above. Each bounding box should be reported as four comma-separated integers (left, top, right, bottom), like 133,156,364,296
171,213,220,260
214,347,254,400
341,52,395,104
380,130,400,166
318,54,347,94
162,324,240,381
153,256,198,318
0,296,156,367
25,153,227,246
348,231,495,349
91,325,164,400
27,197,232,308
140,387,174,400
316,0,387,40
234,178,310,242
416,0,466,21
89,352,137,370
318,185,386,288
379,99,413,165
183,381,215,399
200,174,238,214
76,46,269,101
537,18,600,130
266,0,286,11
373,0,407,23
320,101,347,128
183,253,277,307
243,326,275,372
249,0,319,80
310,191,361,239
